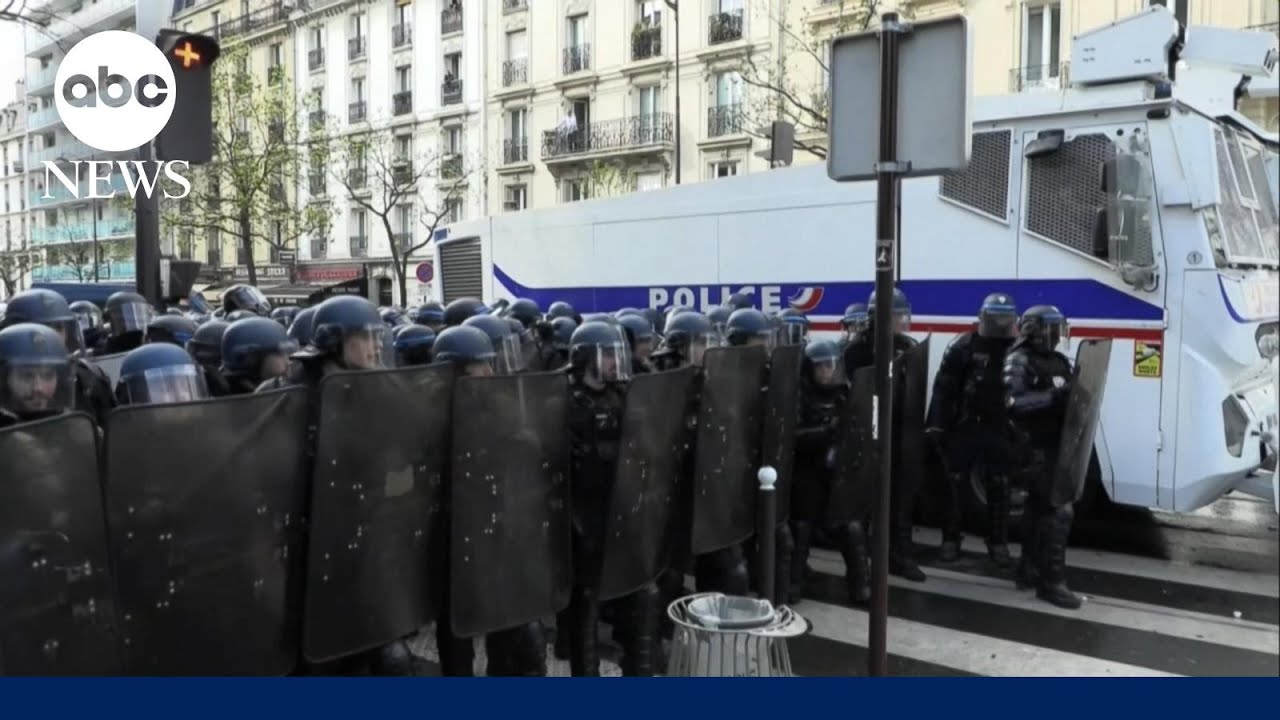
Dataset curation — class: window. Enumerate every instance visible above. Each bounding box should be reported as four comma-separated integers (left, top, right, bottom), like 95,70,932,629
568,14,587,47
396,66,411,93
270,43,283,67
506,29,527,61
444,197,462,223
713,71,743,108
505,184,528,211
236,243,249,267
1147,0,1188,27
211,10,220,31
352,77,366,102
351,12,365,37
396,1,411,27
638,86,661,119
509,108,527,142
636,171,662,192
351,208,367,237
395,204,412,236
563,179,588,202
444,52,461,80
445,126,463,155
207,229,221,267
638,0,661,25
311,26,323,51
1022,2,1062,87
710,160,739,179
395,134,412,160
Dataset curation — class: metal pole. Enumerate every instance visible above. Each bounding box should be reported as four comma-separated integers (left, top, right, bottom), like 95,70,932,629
757,466,778,604
91,154,100,283
135,143,162,307
673,3,681,184
869,11,905,678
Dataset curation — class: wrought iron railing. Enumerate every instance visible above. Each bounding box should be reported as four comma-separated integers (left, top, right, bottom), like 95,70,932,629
503,0,528,12
503,58,528,86
349,236,368,258
393,23,412,47
504,138,528,164
348,36,366,60
707,104,744,137
441,154,464,179
442,7,463,35
632,24,662,61
708,10,744,44
393,91,413,116
563,43,591,74
392,160,415,185
202,1,289,42
308,47,325,70
442,78,463,105
541,113,675,159
349,101,367,123
348,168,367,189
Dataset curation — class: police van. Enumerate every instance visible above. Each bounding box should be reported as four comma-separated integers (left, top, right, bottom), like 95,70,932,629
438,10,1279,517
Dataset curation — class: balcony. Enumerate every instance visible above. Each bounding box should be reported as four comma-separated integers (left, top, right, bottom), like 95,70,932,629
393,23,413,48
393,232,412,252
31,216,135,246
203,1,290,43
502,58,529,87
31,175,130,208
393,91,413,116
503,139,528,165
563,44,591,75
541,113,675,162
27,0,135,52
27,105,61,131
708,10,744,44
308,48,325,71
35,261,135,283
30,140,97,164
348,167,368,189
707,104,745,137
442,7,463,35
503,0,528,12
349,101,367,123
1010,63,1068,92
438,77,462,106
348,36,366,60
349,236,368,258
441,154,464,180
392,160,415,185
309,173,326,195
632,24,662,61
27,65,57,93
268,65,285,86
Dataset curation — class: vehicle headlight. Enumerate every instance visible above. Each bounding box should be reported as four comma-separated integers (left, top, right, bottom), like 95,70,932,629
1257,323,1279,360
1222,395,1250,458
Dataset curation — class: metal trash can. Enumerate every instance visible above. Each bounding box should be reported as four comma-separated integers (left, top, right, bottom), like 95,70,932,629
666,593,807,677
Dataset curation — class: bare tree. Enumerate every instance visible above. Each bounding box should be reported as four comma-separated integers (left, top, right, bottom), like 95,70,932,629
739,0,919,160
163,45,332,286
333,128,474,307
0,233,40,297
50,234,94,282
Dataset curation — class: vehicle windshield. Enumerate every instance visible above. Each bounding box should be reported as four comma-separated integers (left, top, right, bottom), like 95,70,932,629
1206,123,1279,269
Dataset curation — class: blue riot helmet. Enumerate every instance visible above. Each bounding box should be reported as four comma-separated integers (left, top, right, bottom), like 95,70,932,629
412,301,446,330
724,292,754,311
105,291,152,340
270,306,300,329
186,319,229,370
0,323,76,421
644,307,663,335
725,308,773,349
380,306,408,328
462,313,525,374
225,310,256,322
803,338,845,387
432,325,498,377
841,303,869,338
393,324,436,367
978,293,1019,339
867,287,912,334
1017,305,1069,352
287,307,318,348
549,316,577,351
659,311,718,367
301,296,386,370
221,317,298,385
115,343,209,406
617,313,656,362
777,308,811,346
570,320,633,386
505,298,543,329
707,305,732,337
68,300,104,348
145,314,197,347
547,300,581,325
1,288,86,355
221,283,272,317
444,297,489,327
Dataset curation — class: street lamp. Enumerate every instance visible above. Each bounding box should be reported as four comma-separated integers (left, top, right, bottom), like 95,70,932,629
56,153,101,282
664,0,681,185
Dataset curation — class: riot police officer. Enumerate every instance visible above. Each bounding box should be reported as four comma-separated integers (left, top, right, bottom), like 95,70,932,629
840,303,869,347
69,300,104,350
443,297,489,327
379,306,408,328
504,298,543,329
791,338,869,604
1,288,114,422
927,293,1020,566
410,301,446,331
287,307,318,348
220,318,298,395
0,323,75,429
724,308,774,349
1003,305,1080,609
777,308,810,347
266,296,387,390
221,284,272,317
617,313,656,373
724,292,754,311
114,343,210,406
650,310,719,370
186,320,231,398
145,314,197,347
270,306,299,329
707,305,732,339
547,300,581,325
843,287,925,582
101,291,151,355
391,324,435,367
461,314,526,374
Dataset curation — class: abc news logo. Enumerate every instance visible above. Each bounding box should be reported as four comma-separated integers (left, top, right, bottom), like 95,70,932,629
46,31,197,201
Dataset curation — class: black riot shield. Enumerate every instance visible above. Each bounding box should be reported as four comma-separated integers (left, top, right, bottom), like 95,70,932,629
896,337,932,500
449,371,572,637
762,345,804,524
599,366,698,602
303,365,454,663
1050,339,1113,506
92,352,128,387
691,346,769,555
0,413,120,676
101,389,310,676
827,366,876,527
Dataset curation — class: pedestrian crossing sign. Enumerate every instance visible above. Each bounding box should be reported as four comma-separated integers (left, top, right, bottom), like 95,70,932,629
1134,341,1162,378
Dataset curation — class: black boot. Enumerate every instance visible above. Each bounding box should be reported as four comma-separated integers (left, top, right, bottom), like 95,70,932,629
985,474,1013,569
1036,507,1082,610
1015,499,1041,591
569,585,601,676
773,523,794,605
789,520,812,603
889,505,926,583
839,521,871,605
553,609,572,660
939,472,965,562
620,584,660,676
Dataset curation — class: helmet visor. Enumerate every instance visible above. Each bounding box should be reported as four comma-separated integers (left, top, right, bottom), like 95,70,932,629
978,309,1019,339
778,322,807,346
343,325,388,370
494,332,526,375
229,286,272,315
586,341,633,384
2,360,75,418
891,309,912,335
43,318,85,355
809,355,845,387
109,301,152,335
120,365,209,406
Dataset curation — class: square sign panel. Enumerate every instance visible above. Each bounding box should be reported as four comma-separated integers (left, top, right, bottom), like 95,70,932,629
827,15,973,182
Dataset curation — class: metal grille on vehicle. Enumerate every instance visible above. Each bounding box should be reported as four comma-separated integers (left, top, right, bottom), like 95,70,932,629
939,129,1012,220
438,238,483,303
1213,127,1269,261
1025,133,1114,257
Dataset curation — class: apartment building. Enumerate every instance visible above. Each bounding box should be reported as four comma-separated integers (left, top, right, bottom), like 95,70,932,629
23,0,140,284
1,92,34,299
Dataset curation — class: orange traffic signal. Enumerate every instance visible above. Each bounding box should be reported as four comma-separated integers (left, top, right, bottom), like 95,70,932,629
174,41,202,69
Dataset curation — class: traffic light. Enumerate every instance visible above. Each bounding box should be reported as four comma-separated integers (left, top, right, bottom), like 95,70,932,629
154,30,221,164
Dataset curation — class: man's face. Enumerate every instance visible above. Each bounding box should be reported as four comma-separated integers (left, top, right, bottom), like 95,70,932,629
634,339,652,361
814,364,838,386
464,361,494,378
747,335,769,348
597,352,619,382
342,330,380,370
8,366,60,413
260,353,290,381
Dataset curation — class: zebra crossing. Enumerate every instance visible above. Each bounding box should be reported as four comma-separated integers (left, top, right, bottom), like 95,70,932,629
407,497,1280,677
